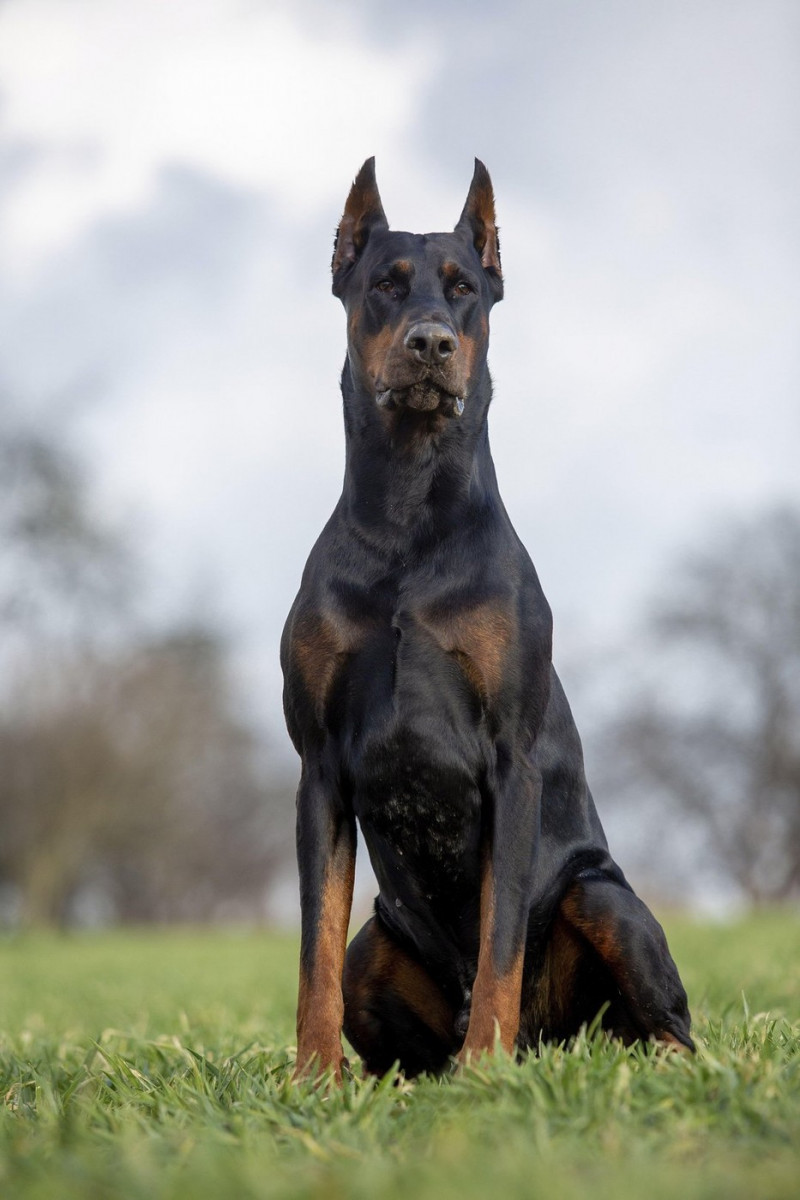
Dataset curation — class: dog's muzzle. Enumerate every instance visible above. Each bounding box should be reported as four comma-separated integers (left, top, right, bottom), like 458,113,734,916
376,385,465,417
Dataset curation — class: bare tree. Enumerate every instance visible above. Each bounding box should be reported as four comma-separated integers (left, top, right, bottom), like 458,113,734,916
0,414,133,641
597,507,800,904
0,629,295,925
0,409,293,925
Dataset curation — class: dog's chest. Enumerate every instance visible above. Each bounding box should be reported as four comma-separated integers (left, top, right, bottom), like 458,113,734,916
342,605,505,879
353,726,482,883
291,591,515,734
290,596,513,876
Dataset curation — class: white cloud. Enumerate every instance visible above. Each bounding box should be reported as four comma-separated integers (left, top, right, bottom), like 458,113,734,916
0,0,435,271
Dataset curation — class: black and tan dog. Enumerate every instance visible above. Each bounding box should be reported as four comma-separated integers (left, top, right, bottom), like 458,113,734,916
281,159,693,1081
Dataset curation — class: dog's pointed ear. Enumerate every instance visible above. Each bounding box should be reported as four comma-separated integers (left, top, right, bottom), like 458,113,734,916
332,158,389,296
456,158,503,302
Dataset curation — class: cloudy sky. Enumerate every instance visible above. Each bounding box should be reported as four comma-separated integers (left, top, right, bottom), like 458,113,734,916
2,0,798,772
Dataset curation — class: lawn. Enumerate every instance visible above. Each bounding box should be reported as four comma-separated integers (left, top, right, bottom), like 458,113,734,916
1,913,798,1199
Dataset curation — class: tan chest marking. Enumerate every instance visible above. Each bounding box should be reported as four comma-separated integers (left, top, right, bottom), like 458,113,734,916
292,610,362,721
420,600,515,703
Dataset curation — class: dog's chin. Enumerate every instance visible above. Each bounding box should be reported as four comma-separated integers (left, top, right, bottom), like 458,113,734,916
376,383,465,418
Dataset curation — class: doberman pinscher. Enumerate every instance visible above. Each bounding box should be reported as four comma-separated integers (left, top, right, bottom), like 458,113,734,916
281,158,693,1081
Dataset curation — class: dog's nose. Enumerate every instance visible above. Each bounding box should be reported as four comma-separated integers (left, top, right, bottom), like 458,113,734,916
404,322,458,366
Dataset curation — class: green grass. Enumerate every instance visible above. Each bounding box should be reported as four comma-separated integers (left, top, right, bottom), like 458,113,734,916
1,914,798,1199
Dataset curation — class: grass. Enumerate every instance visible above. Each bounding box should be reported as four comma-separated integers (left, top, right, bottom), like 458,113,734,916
1,913,798,1199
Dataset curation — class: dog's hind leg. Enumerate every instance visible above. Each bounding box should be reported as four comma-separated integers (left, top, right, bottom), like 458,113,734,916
557,875,694,1051
342,917,460,1078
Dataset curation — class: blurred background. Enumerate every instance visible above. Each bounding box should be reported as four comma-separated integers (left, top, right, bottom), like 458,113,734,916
1,0,798,928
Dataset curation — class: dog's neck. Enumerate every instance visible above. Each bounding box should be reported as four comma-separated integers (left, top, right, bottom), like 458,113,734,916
339,359,500,547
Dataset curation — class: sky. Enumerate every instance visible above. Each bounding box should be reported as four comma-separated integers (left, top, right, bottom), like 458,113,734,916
1,0,798,793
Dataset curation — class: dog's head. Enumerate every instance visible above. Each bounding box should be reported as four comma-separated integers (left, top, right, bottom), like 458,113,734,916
332,159,502,419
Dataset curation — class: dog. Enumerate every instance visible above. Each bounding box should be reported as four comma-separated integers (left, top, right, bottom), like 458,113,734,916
281,158,693,1081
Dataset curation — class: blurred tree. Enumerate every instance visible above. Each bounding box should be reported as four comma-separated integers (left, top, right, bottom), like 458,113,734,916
0,629,293,925
0,415,132,640
0,410,293,926
599,508,800,905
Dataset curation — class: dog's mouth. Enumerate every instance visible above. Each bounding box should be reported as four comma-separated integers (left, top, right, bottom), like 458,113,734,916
375,382,465,418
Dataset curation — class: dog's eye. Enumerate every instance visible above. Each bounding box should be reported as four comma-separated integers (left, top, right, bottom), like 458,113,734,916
374,279,395,294
452,281,472,297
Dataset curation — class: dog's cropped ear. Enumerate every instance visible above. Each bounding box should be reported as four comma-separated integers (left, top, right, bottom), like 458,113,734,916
332,158,389,296
456,159,503,302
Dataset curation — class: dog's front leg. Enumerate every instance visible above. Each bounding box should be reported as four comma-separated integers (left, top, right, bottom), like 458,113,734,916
294,760,356,1083
458,761,541,1063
